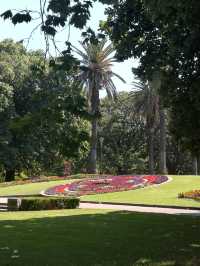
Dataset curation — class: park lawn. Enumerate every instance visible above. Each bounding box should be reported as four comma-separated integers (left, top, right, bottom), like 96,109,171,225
82,175,200,208
0,179,76,196
0,209,200,266
1,175,200,208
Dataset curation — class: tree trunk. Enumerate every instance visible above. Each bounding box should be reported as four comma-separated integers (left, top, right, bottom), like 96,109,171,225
148,128,155,174
88,117,98,173
5,168,15,182
87,87,100,174
192,156,198,175
159,107,168,174
147,71,161,174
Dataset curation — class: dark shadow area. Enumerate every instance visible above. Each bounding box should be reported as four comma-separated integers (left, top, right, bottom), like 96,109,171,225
0,211,200,266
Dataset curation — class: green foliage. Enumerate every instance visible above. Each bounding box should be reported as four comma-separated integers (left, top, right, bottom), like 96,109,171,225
1,0,94,35
2,0,200,172
99,92,147,174
19,197,79,211
163,74,200,157
0,39,89,180
100,0,200,159
7,198,20,211
74,37,124,173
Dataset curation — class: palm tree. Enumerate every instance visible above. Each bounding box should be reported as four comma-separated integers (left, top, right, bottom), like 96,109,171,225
149,73,167,174
73,39,125,173
132,79,160,174
132,72,167,174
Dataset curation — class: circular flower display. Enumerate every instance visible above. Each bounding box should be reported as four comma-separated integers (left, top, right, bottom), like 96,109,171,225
42,175,168,197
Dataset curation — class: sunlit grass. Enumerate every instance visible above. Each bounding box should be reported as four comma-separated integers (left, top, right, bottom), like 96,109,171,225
1,175,200,208
0,179,75,196
82,175,200,207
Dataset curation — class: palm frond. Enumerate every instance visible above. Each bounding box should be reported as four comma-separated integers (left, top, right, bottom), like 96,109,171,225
73,40,125,103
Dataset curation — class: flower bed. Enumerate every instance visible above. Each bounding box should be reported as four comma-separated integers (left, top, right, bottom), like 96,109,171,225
178,190,200,200
42,175,168,197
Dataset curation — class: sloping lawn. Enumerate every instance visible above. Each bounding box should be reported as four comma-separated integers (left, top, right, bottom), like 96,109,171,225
0,209,200,266
1,175,200,208
82,175,200,208
0,179,76,196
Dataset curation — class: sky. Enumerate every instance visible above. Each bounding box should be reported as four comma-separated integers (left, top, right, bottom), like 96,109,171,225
0,1,139,96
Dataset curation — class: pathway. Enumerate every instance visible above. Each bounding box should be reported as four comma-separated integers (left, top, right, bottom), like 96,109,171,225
79,202,200,215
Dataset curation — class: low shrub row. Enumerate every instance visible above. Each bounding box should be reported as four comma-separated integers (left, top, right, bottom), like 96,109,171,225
178,190,200,200
7,197,80,211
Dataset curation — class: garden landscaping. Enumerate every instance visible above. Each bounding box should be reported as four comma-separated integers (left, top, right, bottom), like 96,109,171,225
1,175,200,208
0,175,200,265
0,179,77,197
42,175,168,196
81,175,200,208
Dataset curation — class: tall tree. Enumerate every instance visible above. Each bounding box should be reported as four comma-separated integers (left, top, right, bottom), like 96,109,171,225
149,72,167,174
99,92,147,174
100,0,200,170
132,78,159,174
73,38,125,173
0,39,89,181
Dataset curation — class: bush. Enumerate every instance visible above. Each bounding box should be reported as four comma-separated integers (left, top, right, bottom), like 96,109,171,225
19,197,79,211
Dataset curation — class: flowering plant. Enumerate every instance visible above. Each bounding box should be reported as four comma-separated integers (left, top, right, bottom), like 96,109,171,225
178,190,200,200
43,175,168,196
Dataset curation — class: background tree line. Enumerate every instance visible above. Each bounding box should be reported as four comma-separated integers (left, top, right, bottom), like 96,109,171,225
0,39,89,181
1,0,200,178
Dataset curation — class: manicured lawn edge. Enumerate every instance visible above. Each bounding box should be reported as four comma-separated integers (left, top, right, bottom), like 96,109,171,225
80,200,200,210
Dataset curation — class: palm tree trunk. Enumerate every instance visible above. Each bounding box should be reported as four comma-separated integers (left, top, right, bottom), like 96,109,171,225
88,117,98,173
192,156,198,175
87,87,100,174
159,107,168,174
148,128,155,174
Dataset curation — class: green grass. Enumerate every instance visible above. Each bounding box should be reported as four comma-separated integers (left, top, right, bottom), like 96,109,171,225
0,209,200,266
0,179,75,196
82,175,200,208
1,175,200,208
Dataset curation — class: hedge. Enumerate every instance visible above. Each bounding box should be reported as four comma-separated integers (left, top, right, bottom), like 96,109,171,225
20,197,80,211
7,197,79,211
7,198,21,211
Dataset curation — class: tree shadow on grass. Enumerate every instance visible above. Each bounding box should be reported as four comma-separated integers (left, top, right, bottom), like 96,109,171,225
0,210,200,266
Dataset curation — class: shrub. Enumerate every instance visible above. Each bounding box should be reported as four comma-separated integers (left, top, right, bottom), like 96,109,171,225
19,197,79,211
